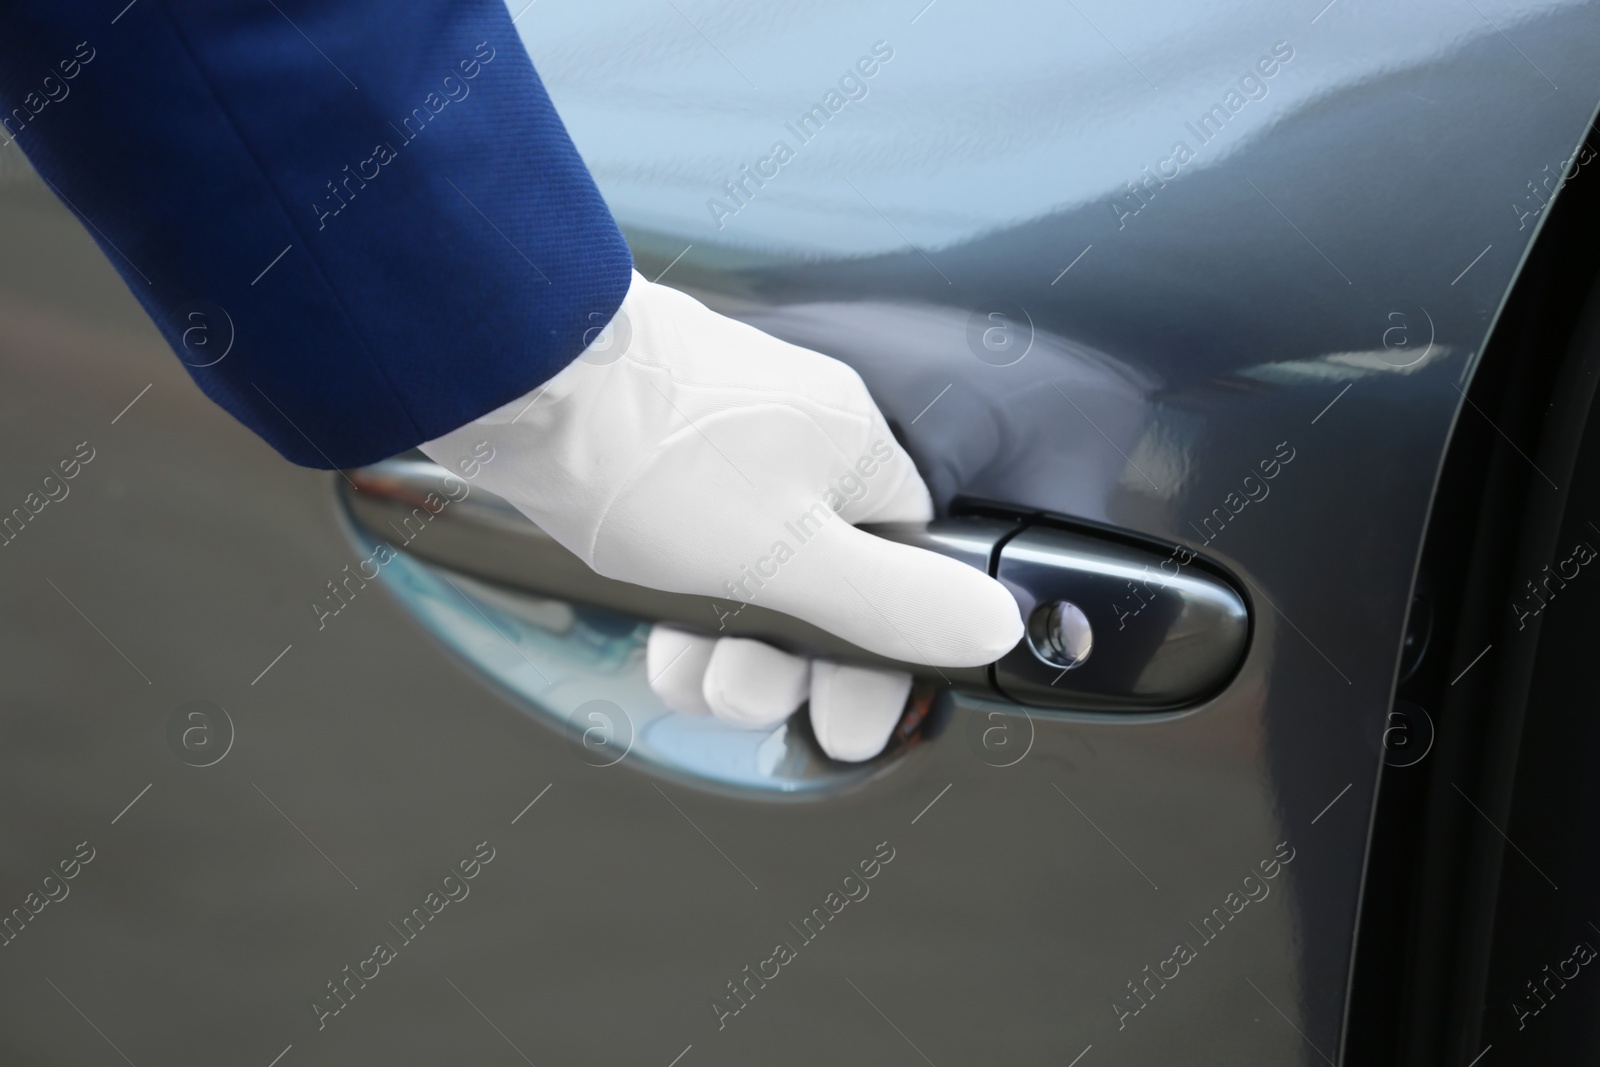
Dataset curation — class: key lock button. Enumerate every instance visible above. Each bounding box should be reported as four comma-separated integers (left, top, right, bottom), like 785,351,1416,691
1028,599,1094,671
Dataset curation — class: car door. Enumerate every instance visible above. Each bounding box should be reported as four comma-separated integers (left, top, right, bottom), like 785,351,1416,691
1,2,1597,1066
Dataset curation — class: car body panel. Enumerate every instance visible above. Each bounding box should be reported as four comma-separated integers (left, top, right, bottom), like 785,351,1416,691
0,2,1597,1063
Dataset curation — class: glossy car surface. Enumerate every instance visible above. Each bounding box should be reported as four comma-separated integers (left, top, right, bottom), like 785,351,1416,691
1,2,1597,1064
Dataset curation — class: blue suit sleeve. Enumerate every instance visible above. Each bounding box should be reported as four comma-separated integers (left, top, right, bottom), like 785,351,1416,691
0,1,633,468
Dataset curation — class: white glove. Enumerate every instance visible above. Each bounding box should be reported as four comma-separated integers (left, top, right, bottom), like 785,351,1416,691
646,625,914,762
420,270,1023,755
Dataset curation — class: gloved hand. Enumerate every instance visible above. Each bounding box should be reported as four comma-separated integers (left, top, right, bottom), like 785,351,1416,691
420,269,1023,759
646,625,923,762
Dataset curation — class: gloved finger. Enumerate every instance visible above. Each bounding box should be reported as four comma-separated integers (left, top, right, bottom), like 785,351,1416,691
702,637,810,728
830,412,936,527
809,661,913,763
760,518,1023,668
646,626,716,715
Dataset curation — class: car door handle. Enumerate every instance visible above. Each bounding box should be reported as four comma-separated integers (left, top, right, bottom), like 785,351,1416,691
339,457,1249,713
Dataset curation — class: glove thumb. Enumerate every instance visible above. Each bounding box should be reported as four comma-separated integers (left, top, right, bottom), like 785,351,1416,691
755,516,1023,668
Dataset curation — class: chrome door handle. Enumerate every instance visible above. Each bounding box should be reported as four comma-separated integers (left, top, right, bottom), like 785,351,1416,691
339,457,1249,713
988,525,1249,710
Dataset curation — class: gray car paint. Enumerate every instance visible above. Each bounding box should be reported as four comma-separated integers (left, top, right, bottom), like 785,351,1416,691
0,1,1596,1064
